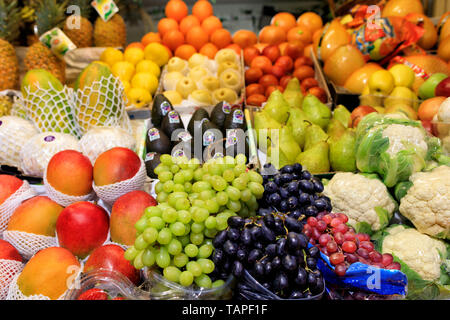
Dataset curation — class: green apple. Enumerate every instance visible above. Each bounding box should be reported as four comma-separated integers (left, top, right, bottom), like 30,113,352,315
418,73,448,100
388,64,415,89
368,70,395,95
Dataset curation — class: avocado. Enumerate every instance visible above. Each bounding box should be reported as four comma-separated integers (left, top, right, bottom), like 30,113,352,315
225,128,249,160
152,94,173,127
188,108,210,136
223,107,246,131
205,139,225,161
145,127,172,154
144,152,161,179
161,110,184,140
171,140,194,160
210,101,232,131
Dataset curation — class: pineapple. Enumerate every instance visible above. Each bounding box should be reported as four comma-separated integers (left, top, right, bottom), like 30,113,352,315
63,0,93,48
0,0,20,91
94,14,127,48
24,0,67,83
0,95,13,116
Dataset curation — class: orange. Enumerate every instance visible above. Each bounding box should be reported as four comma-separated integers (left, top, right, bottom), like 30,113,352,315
202,16,222,36
226,43,242,55
126,42,145,50
175,44,197,60
199,43,219,59
271,12,297,33
141,32,161,46
287,26,312,44
297,12,323,35
278,42,288,55
259,25,286,45
165,0,188,22
158,18,179,37
210,28,232,49
304,44,313,58
162,29,185,51
192,0,213,22
232,30,258,48
186,26,209,51
180,15,201,35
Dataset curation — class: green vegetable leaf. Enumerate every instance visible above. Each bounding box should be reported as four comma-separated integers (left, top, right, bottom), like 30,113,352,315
394,181,413,202
354,221,373,236
374,207,390,230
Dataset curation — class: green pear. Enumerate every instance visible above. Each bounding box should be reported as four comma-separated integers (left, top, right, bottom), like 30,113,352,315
283,78,303,108
329,129,357,172
287,108,309,148
304,123,328,151
296,141,330,174
254,110,282,146
267,145,293,169
327,118,346,139
302,94,332,130
277,126,302,162
333,104,351,128
263,90,290,124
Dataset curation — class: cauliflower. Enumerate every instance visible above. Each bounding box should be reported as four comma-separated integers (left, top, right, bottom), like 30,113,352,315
381,225,447,281
399,166,450,239
437,97,450,122
323,172,397,231
382,124,428,157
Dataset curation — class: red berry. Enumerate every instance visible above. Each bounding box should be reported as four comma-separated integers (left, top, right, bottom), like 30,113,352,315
330,218,342,227
335,263,347,276
345,253,359,264
381,253,394,267
386,262,401,270
371,262,384,269
330,252,345,265
342,241,357,253
316,220,327,232
334,223,349,234
356,233,370,242
326,241,338,253
337,213,349,223
312,228,321,240
344,231,356,242
356,248,369,259
318,234,331,246
360,241,374,252
334,232,345,245
322,214,332,225
309,238,316,245
307,217,318,227
369,251,382,263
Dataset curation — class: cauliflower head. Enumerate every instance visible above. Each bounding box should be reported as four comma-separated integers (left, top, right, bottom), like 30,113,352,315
323,172,397,231
381,124,428,158
382,225,447,281
437,97,450,122
399,166,450,239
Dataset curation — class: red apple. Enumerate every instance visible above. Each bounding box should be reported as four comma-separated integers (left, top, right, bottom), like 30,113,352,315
56,201,109,259
259,74,278,88
301,77,319,91
84,244,140,285
294,56,313,68
265,85,284,97
0,175,23,206
243,46,260,66
262,45,281,63
421,120,433,136
351,105,378,128
279,75,293,89
274,56,294,73
435,77,450,97
0,239,22,262
271,64,286,79
284,41,304,60
307,86,328,103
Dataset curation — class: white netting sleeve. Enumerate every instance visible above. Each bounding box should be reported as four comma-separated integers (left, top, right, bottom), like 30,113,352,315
19,132,81,178
93,159,147,206
10,96,28,120
43,168,96,207
79,126,136,165
6,263,83,300
2,230,57,261
0,259,24,300
0,116,38,169
21,84,81,138
0,181,36,237
75,74,132,136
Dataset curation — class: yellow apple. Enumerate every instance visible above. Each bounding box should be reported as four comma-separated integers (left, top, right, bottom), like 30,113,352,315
368,70,395,95
385,104,418,120
384,86,415,109
388,64,415,88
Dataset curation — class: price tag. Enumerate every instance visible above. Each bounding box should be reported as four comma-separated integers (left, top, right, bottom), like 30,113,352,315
91,0,119,22
39,28,77,58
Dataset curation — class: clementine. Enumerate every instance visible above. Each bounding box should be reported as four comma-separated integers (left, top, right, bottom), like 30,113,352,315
232,30,258,48
192,0,213,22
162,29,185,51
226,43,242,55
202,16,222,36
141,32,161,46
271,12,297,33
297,12,323,34
287,26,312,44
211,28,232,49
175,44,197,60
199,43,219,59
186,26,209,51
158,18,178,37
165,0,188,22
259,26,286,45
180,15,201,35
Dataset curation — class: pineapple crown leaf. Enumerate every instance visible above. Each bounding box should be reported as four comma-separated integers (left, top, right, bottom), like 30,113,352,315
0,0,22,42
67,0,93,19
35,0,68,36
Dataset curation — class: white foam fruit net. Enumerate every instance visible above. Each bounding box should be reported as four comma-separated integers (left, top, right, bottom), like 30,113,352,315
21,84,81,139
93,159,147,206
75,74,132,136
0,181,36,237
6,263,84,300
0,116,38,169
0,259,23,300
79,126,136,165
2,230,57,261
19,132,81,178
10,96,28,120
43,168,97,207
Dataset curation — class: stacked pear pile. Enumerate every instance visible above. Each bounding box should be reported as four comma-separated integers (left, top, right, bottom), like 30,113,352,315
254,78,356,173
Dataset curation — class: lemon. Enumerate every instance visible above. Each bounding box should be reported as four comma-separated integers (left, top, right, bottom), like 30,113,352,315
124,47,145,65
100,48,123,67
136,60,161,78
111,61,135,82
131,72,159,94
122,80,131,94
163,90,183,105
127,87,152,108
144,43,170,67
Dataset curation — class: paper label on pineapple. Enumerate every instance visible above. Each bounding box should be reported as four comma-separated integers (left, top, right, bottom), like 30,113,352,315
168,111,180,124
147,128,160,141
91,0,119,22
39,28,77,58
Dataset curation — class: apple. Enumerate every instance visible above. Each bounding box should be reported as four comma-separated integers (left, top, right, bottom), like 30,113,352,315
262,45,281,63
284,41,304,60
418,96,446,121
384,86,416,109
418,73,448,99
243,46,260,66
56,201,109,259
301,78,319,91
435,77,450,97
274,56,293,73
271,64,285,79
368,70,395,95
84,244,140,285
0,239,22,262
388,64,415,88
279,75,293,88
421,120,433,135
351,105,378,128
307,87,327,103
385,104,418,120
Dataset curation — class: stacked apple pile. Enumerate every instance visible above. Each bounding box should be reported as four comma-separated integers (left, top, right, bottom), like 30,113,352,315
0,148,159,300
